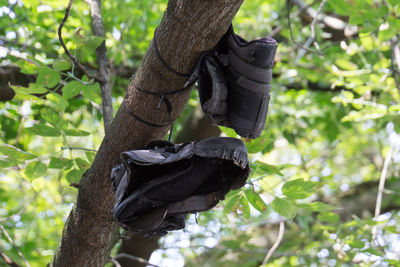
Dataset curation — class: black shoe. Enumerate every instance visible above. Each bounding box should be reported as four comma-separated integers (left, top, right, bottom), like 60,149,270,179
198,25,277,138
111,137,250,235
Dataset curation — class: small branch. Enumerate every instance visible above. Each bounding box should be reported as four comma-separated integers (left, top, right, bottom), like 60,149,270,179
58,0,102,82
87,0,113,132
286,0,324,57
61,146,97,152
0,205,28,223
310,0,326,51
70,183,80,188
291,0,358,37
390,36,400,98
295,0,327,62
372,146,393,240
0,246,21,267
114,253,160,267
0,225,30,267
108,257,121,267
262,221,285,265
375,146,394,218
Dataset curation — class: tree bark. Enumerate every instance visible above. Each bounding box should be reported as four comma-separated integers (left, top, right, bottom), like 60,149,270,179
52,1,243,266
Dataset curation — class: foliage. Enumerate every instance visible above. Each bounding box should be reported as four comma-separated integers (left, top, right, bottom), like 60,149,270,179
0,0,400,266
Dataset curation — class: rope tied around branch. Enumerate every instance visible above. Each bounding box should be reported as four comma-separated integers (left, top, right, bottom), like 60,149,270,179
124,28,203,140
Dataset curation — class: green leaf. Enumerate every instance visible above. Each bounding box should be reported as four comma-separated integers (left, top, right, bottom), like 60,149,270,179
335,59,358,71
63,128,90,136
25,161,47,179
317,212,339,223
244,189,268,213
386,260,400,267
41,108,67,130
85,151,96,163
62,81,82,99
85,36,105,50
221,240,241,249
255,161,284,176
81,83,101,102
10,83,47,94
361,248,384,256
271,197,297,219
48,157,73,170
26,124,60,137
36,67,61,88
46,92,68,112
328,0,351,15
219,126,238,138
298,202,334,212
16,59,37,74
75,157,90,172
53,60,71,71
347,240,365,249
0,145,37,160
224,189,241,199
224,194,241,214
385,225,398,234
245,137,273,154
66,169,82,184
0,156,19,169
282,179,317,199
239,196,251,219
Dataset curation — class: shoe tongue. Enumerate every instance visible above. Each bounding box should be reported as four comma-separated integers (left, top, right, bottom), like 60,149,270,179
226,31,277,69
249,42,277,68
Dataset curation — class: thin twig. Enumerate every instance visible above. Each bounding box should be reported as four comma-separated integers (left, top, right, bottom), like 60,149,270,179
262,221,285,265
87,0,113,132
114,253,160,267
310,0,327,51
0,225,30,267
0,205,28,223
0,246,21,267
61,146,97,152
286,0,323,57
295,0,327,62
390,36,400,99
109,257,121,267
374,146,393,218
58,0,101,82
291,0,357,37
372,146,393,241
292,0,319,17
70,182,80,188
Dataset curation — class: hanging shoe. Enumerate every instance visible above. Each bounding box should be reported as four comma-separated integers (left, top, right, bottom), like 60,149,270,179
198,25,277,139
111,137,250,236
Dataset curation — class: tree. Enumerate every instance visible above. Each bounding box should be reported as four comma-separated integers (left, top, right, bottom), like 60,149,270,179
1,0,399,266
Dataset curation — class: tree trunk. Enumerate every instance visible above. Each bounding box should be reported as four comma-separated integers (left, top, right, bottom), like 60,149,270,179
52,0,243,266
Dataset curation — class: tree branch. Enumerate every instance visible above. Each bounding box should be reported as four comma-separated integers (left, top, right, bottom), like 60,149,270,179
0,246,21,267
52,1,244,266
262,221,285,265
309,0,326,51
390,36,400,98
286,0,323,57
0,225,30,267
291,0,358,41
87,0,113,132
58,0,102,82
372,145,393,240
